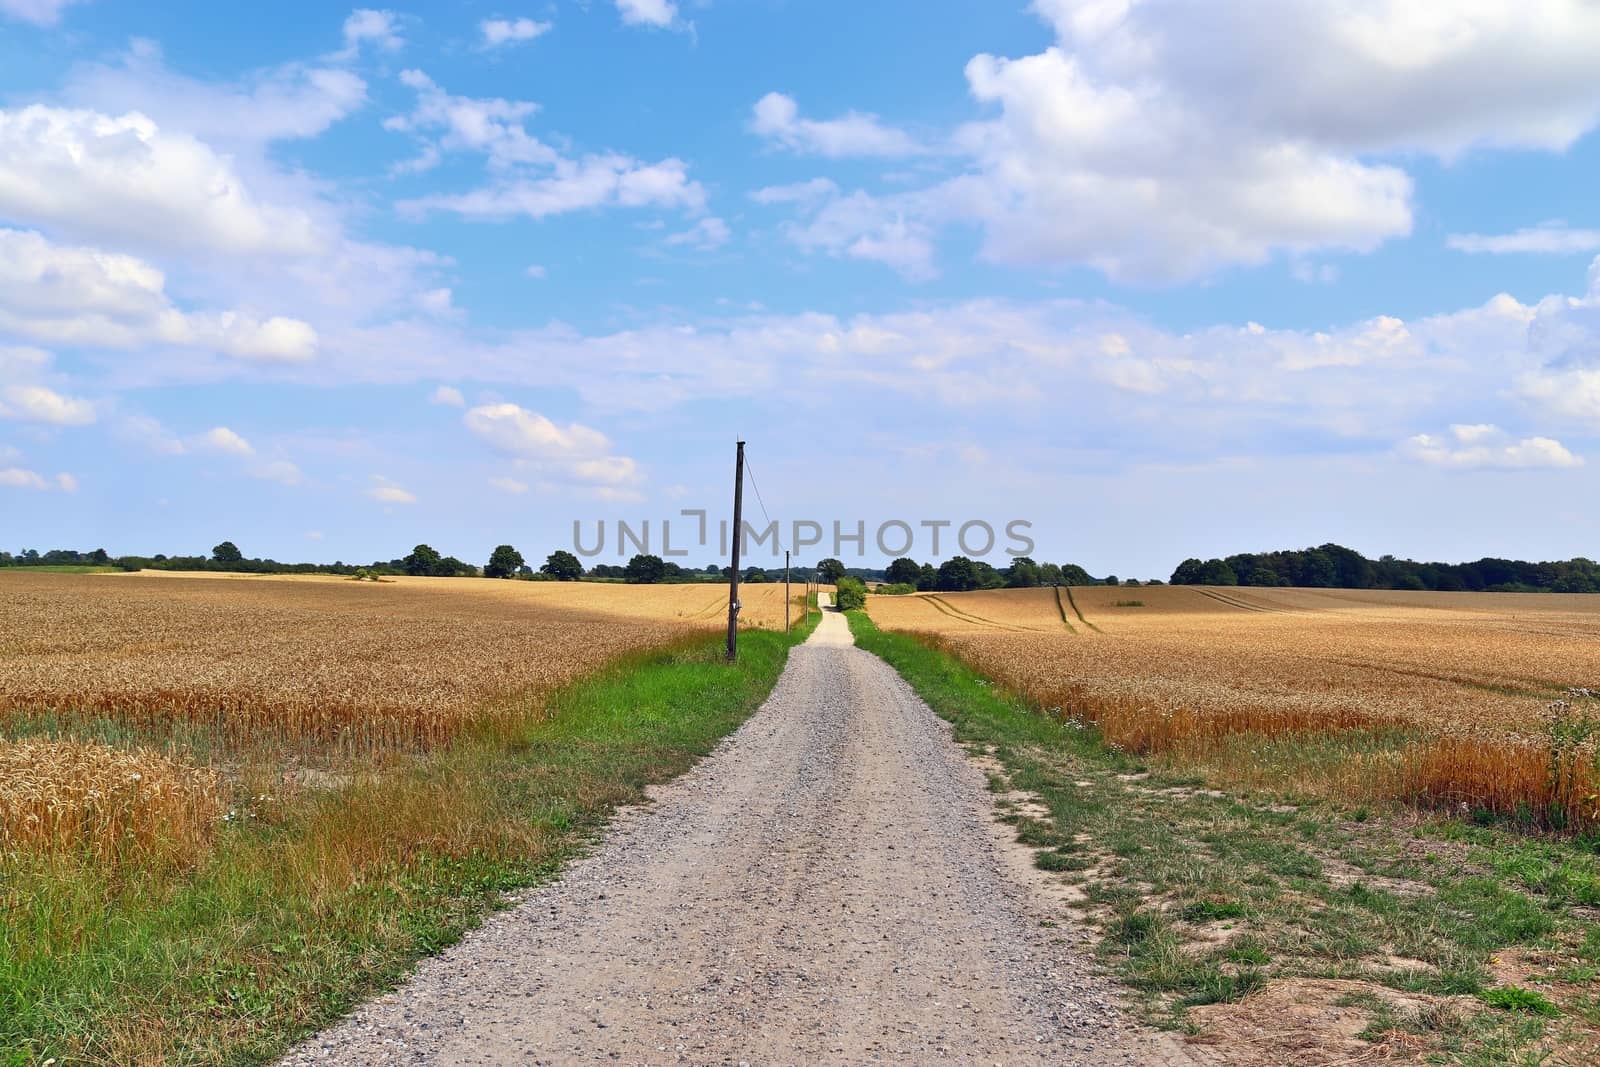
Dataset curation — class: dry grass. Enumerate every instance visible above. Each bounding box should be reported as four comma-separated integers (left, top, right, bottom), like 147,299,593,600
869,585,1600,827
0,738,222,863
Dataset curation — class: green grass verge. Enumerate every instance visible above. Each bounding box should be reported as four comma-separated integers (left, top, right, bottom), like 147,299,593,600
1,607,819,1066
846,610,1600,1062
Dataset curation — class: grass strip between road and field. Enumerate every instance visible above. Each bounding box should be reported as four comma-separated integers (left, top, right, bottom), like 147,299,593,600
0,602,819,1067
846,609,1600,1066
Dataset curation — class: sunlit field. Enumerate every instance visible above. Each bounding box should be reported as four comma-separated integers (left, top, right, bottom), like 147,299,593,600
869,585,1600,827
0,571,802,862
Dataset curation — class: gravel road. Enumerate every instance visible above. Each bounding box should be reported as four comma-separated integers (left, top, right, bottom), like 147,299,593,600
282,603,1191,1065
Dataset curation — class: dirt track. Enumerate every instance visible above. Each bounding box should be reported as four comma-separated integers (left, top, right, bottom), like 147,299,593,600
282,604,1188,1065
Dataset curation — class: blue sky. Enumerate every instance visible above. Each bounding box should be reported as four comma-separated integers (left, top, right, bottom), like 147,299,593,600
3,0,1600,576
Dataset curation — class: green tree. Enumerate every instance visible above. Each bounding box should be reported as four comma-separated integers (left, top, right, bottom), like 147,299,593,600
884,557,922,586
743,567,770,583
1059,563,1094,586
1039,562,1063,586
1104,575,1120,586
88,548,109,566
541,550,584,581
834,576,867,611
485,544,525,579
936,556,979,591
816,558,846,584
212,541,243,564
404,544,442,577
917,563,937,591
1006,556,1041,588
625,554,667,584
1170,558,1205,585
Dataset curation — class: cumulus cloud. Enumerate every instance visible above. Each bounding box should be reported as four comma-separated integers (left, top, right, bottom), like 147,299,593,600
0,106,324,258
1402,424,1582,470
753,1,1600,282
0,466,76,491
200,426,253,456
367,481,416,504
464,403,642,493
430,385,466,407
386,72,706,221
0,383,95,425
616,0,676,28
0,0,86,26
664,217,731,251
342,9,403,54
750,92,923,158
1448,225,1600,255
488,475,529,494
481,17,550,48
0,228,318,361
755,183,936,280
61,40,367,147
251,459,302,486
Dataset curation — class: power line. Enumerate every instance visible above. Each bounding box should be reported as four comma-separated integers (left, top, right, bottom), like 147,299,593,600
742,451,785,555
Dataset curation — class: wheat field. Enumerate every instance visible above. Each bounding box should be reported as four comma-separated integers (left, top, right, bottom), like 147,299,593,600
870,585,1600,825
0,571,806,858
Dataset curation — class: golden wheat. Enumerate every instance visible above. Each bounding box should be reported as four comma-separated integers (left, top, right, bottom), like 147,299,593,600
0,571,802,750
870,585,1600,825
0,738,222,862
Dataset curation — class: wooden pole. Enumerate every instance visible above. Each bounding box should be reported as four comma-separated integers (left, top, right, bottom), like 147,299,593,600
785,549,791,634
726,440,745,661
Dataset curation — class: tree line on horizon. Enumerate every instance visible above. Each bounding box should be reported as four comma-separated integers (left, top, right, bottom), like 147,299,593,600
5,540,1597,594
1169,543,1600,594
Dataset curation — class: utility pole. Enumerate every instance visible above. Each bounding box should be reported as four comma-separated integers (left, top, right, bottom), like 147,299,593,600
726,440,745,662
785,549,792,634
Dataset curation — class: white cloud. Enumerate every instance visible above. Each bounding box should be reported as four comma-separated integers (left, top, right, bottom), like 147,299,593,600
1402,424,1583,470
750,92,923,158
481,17,550,48
430,385,466,407
419,287,454,315
0,383,95,425
200,426,254,456
664,217,731,251
753,2,1600,282
116,414,187,455
0,466,76,491
0,106,323,258
764,185,937,280
0,467,48,489
251,459,302,486
525,264,547,279
62,41,367,146
465,404,612,458
401,153,705,220
0,228,319,361
385,72,707,223
367,484,416,504
1448,225,1600,255
384,70,554,172
488,475,529,494
616,0,676,28
464,403,642,493
0,0,86,26
342,9,403,54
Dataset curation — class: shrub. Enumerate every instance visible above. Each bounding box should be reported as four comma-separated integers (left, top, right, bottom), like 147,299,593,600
834,576,867,611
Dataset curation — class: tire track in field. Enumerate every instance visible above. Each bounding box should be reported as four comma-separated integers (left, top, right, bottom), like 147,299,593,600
927,595,1044,634
1193,588,1280,614
1051,586,1078,634
1062,586,1103,632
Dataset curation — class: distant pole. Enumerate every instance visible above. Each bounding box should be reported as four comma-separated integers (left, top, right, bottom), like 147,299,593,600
726,440,745,662
785,549,792,634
